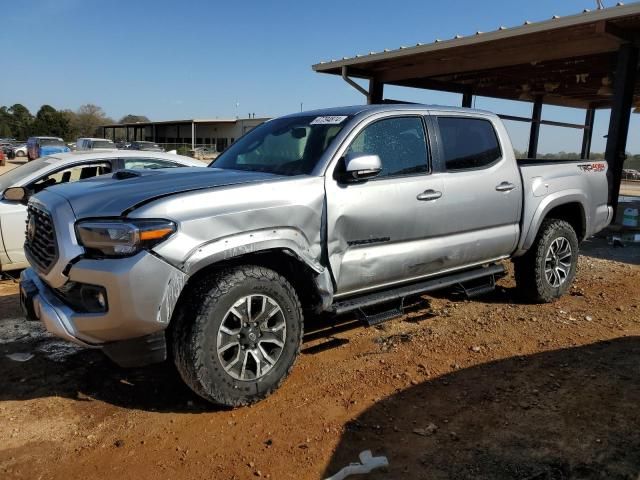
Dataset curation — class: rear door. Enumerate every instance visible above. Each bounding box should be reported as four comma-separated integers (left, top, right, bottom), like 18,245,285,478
429,112,521,269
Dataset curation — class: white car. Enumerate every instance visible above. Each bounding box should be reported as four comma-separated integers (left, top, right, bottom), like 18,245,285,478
12,144,27,157
0,150,205,271
76,138,116,151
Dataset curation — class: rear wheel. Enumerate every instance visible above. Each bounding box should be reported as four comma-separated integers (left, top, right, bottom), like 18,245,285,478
15,150,25,157
514,219,579,303
172,265,303,407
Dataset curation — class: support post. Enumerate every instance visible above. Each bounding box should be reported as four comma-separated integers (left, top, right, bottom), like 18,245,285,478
125,127,129,142
152,124,156,143
462,90,473,108
527,96,543,159
191,121,195,150
368,79,384,104
605,43,638,215
581,108,596,159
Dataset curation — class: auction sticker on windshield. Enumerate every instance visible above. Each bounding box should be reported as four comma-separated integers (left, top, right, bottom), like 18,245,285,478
310,116,348,125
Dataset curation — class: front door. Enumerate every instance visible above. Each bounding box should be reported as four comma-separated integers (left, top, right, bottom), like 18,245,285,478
325,114,447,297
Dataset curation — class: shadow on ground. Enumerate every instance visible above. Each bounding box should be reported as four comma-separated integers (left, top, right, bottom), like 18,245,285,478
1,313,365,413
580,236,640,265
0,333,215,412
323,336,640,480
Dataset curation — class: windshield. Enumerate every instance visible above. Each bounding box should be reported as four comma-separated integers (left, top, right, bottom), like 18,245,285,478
210,115,349,176
92,140,114,149
0,157,53,191
40,138,64,147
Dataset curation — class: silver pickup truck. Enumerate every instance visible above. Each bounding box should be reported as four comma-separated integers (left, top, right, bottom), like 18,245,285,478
20,105,612,406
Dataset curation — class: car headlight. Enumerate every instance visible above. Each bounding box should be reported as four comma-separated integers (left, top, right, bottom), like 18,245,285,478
75,219,176,257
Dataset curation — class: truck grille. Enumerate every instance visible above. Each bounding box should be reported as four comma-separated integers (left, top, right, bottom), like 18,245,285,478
24,204,58,272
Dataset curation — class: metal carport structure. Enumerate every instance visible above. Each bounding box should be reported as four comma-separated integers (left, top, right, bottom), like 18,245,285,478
313,3,640,214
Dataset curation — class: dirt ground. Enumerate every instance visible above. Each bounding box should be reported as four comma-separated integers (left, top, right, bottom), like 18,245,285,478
0,157,26,175
0,239,639,480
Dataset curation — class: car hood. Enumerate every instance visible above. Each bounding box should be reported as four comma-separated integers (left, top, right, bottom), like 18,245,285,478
40,146,68,155
42,167,282,218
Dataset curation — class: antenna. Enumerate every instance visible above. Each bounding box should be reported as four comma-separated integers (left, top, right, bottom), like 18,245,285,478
596,0,605,9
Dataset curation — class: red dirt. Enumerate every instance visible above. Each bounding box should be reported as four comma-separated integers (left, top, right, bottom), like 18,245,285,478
1,239,639,479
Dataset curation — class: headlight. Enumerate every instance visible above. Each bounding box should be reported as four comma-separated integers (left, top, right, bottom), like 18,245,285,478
75,219,176,257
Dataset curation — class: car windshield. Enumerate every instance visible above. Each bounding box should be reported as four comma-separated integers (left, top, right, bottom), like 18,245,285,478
92,140,114,148
210,115,350,176
40,138,64,147
0,157,54,191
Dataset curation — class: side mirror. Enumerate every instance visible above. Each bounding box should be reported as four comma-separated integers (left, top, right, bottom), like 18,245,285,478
343,153,382,182
3,186,28,203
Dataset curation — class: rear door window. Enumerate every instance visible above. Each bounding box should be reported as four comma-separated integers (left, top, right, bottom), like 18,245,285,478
437,117,502,171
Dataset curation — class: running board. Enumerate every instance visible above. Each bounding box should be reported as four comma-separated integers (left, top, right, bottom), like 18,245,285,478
331,263,506,317
456,274,497,299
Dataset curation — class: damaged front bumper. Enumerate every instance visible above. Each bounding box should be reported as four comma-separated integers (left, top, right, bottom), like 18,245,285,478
20,251,189,366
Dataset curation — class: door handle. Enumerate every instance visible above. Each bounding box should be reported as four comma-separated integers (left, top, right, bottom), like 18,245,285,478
417,189,443,201
495,182,516,192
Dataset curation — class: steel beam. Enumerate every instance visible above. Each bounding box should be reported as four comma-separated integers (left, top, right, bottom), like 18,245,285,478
605,43,638,214
527,96,543,158
368,79,384,104
462,90,473,108
581,108,596,159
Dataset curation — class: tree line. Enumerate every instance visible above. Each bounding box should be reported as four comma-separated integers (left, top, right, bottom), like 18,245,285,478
0,104,149,141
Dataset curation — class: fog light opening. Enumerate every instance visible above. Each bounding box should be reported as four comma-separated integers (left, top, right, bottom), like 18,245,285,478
80,285,108,313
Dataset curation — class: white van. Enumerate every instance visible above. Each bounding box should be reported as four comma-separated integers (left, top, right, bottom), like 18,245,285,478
76,138,115,151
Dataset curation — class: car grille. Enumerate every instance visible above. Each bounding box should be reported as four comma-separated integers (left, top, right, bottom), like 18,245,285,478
24,204,58,272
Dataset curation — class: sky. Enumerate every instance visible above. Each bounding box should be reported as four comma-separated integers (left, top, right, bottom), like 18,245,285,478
2,0,639,154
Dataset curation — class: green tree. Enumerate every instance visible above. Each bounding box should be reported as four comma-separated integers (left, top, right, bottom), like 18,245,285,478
31,105,72,139
119,114,150,124
0,106,12,138
7,104,33,139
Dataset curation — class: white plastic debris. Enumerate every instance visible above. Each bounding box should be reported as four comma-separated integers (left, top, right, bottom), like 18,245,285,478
7,352,34,362
324,450,389,480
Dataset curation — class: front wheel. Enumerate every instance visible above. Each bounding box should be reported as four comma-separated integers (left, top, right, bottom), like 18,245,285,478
172,265,303,407
514,219,579,303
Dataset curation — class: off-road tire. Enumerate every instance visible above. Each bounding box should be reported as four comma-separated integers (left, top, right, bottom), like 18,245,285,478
172,265,303,407
514,219,579,303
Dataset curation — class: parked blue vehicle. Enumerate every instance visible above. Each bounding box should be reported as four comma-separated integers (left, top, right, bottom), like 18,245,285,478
26,137,70,161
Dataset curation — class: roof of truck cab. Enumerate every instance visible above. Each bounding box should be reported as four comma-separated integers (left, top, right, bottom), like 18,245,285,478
285,103,497,118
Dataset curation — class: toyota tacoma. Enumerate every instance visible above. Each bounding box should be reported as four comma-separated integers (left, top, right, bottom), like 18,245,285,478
20,105,612,406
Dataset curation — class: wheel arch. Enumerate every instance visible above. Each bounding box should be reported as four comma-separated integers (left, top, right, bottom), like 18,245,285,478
170,247,333,328
517,192,588,256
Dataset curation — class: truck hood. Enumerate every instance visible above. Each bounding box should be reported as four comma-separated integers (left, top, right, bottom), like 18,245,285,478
42,167,281,218
40,146,69,156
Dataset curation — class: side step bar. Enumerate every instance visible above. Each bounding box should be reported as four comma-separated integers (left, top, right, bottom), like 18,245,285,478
330,263,506,318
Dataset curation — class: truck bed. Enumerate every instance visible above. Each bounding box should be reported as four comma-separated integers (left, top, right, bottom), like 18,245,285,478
515,158,611,255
